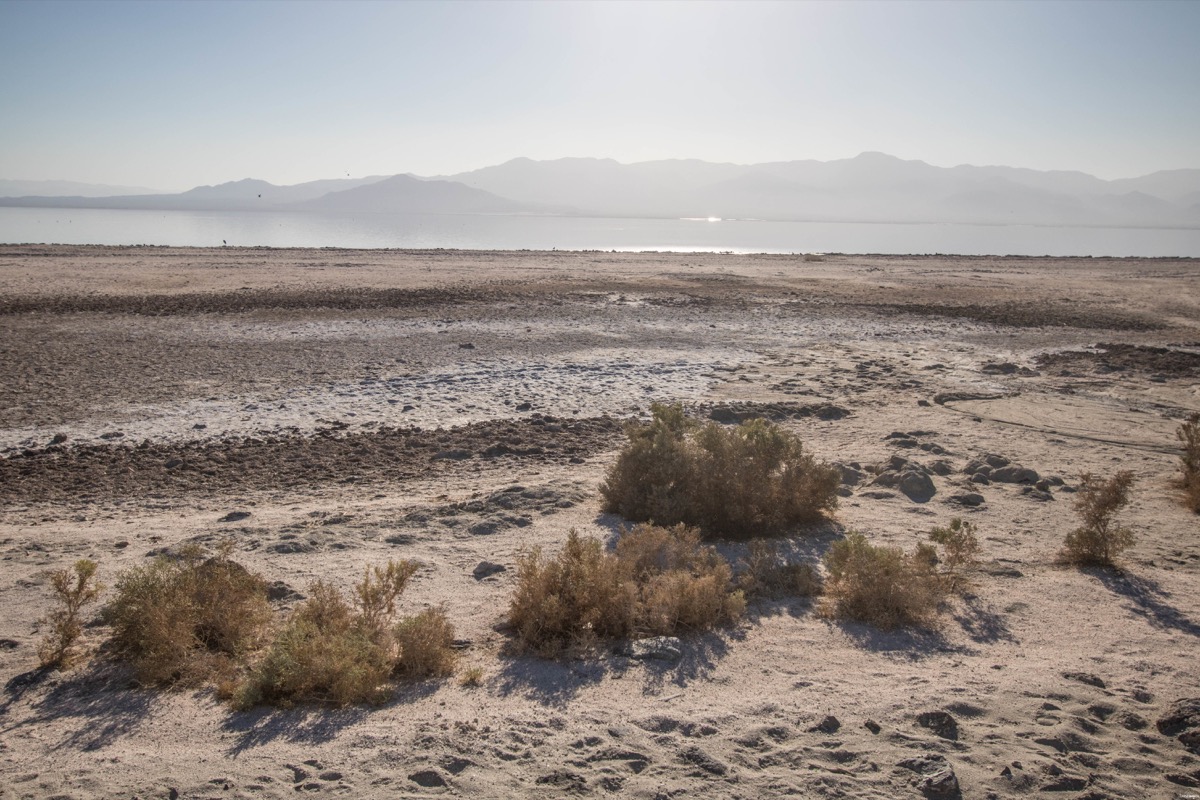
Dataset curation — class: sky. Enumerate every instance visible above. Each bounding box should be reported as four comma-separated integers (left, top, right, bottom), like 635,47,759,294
1,0,1198,191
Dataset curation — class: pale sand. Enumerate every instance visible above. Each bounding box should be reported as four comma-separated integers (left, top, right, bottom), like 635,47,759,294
1,246,1198,798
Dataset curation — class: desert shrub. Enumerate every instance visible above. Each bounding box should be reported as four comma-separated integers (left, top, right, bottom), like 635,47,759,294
38,559,103,669
508,530,638,656
1063,471,1136,567
104,545,270,686
600,403,839,538
1179,413,1200,512
927,518,980,590
234,559,447,708
507,524,745,656
822,532,944,630
393,607,457,679
233,581,392,708
736,540,822,600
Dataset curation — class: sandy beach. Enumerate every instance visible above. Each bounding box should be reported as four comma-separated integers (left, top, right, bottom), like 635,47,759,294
1,245,1198,799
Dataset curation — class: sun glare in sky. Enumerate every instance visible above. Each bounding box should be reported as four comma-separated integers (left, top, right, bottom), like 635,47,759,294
0,0,1197,190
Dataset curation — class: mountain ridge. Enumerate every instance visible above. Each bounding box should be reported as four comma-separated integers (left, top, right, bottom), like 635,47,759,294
3,153,1198,227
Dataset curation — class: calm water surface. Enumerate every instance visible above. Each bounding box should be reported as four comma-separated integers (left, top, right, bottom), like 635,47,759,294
1,207,1198,257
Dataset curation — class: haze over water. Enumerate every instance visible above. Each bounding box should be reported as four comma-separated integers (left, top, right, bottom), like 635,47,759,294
2,207,1199,258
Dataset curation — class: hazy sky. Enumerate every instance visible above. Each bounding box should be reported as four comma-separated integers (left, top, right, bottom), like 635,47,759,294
2,0,1198,191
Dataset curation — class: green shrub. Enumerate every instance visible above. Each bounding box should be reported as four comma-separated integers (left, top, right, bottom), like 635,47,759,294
822,532,944,630
600,404,839,538
104,545,270,686
507,524,746,656
1063,471,1136,567
1179,413,1200,512
38,559,103,669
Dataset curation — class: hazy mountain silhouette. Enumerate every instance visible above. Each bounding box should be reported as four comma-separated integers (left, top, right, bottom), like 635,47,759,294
297,174,541,214
444,153,1200,226
3,154,1199,227
0,179,166,198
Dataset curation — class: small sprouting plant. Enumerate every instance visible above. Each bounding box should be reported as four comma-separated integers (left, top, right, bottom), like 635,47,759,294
927,518,980,590
458,665,485,688
1179,413,1200,512
1063,471,1136,567
38,559,103,669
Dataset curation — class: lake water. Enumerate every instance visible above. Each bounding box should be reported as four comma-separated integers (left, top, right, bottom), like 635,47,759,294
1,206,1198,257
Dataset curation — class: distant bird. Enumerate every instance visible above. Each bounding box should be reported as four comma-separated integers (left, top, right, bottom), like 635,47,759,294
223,239,227,246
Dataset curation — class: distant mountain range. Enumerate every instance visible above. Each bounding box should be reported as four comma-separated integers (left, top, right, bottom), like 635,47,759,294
3,153,1199,227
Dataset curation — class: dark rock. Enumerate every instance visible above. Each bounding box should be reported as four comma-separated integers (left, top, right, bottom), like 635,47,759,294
918,399,932,407
266,580,303,602
408,770,447,788
983,454,1010,468
99,431,125,440
929,460,954,476
1157,698,1200,736
219,511,252,523
898,470,937,502
810,715,841,734
679,746,727,776
897,754,960,798
1181,729,1200,753
992,465,1039,484
515,402,533,412
536,770,587,791
919,442,947,455
266,539,317,554
835,463,866,486
864,719,881,734
1021,487,1054,502
164,458,183,470
916,711,959,740
1118,712,1148,731
859,490,896,500
948,492,985,507
1040,775,1089,792
1063,671,1106,689
1166,771,1200,788
472,561,507,580
49,433,67,446
0,638,18,649
969,473,990,485
458,342,475,349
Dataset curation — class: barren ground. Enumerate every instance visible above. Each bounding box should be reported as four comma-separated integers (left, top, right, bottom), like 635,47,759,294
1,245,1198,799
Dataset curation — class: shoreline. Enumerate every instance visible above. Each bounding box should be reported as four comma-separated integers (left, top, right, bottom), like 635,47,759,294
1,246,1197,798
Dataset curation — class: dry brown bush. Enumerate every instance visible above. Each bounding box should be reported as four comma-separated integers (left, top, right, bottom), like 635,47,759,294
233,559,452,708
1179,413,1200,512
507,524,745,656
104,545,271,686
393,607,457,679
38,559,103,669
736,540,822,600
1063,471,1136,567
599,404,839,539
821,532,944,630
233,580,392,708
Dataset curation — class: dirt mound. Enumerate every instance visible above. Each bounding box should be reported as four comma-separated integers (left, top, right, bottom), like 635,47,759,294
0,416,621,507
1037,343,1200,378
863,302,1162,331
